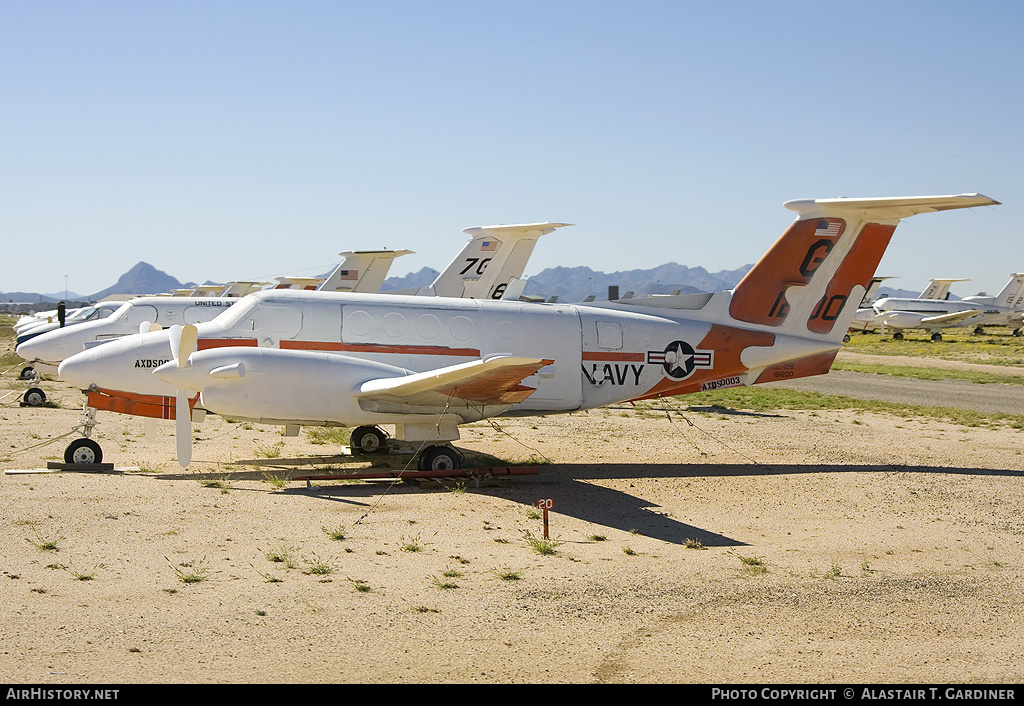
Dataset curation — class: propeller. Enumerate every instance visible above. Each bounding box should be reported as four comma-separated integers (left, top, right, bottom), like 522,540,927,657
167,324,199,467
139,322,163,443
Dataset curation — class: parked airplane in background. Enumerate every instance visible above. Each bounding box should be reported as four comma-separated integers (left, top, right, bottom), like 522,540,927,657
54,194,998,468
918,278,970,301
960,273,1024,333
14,301,125,343
16,223,567,372
396,221,571,300
848,277,969,337
848,272,1023,340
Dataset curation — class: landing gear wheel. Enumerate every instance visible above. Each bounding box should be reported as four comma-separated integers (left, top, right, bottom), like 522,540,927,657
842,334,851,343
350,425,388,454
1014,328,1022,337
973,327,985,336
64,438,103,465
931,332,943,342
22,388,46,406
20,366,35,380
892,332,904,340
417,445,461,472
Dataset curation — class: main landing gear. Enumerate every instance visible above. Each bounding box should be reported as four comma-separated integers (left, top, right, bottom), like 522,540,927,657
348,424,463,472
417,445,462,472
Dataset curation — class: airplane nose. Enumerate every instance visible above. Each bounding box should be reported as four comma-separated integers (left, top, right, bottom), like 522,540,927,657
57,349,98,389
58,333,178,396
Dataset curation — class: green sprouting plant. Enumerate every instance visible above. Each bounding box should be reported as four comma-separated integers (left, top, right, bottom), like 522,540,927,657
433,576,458,590
323,524,347,541
255,441,283,459
170,557,213,584
400,535,424,553
350,579,372,593
306,553,333,576
266,544,297,569
494,567,521,581
737,554,768,575
526,534,560,555
27,534,62,551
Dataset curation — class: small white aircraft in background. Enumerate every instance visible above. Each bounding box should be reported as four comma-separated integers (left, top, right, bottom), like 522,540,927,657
14,301,125,343
847,277,968,337
272,249,410,291
55,194,998,468
15,223,567,372
960,273,1024,335
848,272,1023,340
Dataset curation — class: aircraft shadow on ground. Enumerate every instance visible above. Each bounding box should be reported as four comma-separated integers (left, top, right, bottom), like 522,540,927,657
146,458,1023,547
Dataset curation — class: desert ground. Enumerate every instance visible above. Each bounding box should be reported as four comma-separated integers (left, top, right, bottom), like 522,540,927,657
1,346,1023,684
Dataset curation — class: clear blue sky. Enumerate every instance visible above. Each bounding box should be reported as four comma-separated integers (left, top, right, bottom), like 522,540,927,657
2,0,1020,298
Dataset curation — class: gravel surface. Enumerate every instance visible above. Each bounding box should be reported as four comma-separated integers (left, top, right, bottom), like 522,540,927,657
1,363,1022,684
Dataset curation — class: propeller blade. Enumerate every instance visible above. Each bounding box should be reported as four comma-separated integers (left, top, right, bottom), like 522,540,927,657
168,324,182,357
177,324,198,367
175,390,192,468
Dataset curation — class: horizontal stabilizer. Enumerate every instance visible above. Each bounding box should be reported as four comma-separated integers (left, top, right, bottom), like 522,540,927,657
783,193,1000,220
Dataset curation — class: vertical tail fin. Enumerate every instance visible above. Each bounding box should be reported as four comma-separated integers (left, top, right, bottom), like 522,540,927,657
993,273,1024,311
919,278,970,300
317,249,414,293
428,222,571,299
729,194,1000,341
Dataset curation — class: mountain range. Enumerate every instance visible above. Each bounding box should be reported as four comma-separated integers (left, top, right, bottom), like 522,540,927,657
1,260,929,311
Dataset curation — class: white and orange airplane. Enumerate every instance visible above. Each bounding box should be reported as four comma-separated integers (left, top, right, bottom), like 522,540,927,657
54,194,998,469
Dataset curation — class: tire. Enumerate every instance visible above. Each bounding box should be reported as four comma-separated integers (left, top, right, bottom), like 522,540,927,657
1013,328,1022,338
65,438,103,465
22,388,46,406
931,332,943,342
350,426,387,454
842,334,850,343
19,366,34,380
419,446,461,472
892,332,904,340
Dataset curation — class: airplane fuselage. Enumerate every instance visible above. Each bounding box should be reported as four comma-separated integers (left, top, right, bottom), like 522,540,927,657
58,289,838,432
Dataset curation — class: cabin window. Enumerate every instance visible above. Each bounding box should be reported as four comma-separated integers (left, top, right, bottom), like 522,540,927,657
124,305,158,326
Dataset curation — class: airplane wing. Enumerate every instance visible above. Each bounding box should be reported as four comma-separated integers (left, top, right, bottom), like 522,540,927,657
355,356,553,411
881,309,984,329
918,310,984,326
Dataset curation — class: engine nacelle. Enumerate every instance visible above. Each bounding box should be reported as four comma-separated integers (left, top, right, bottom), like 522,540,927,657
879,311,923,330
161,348,413,426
